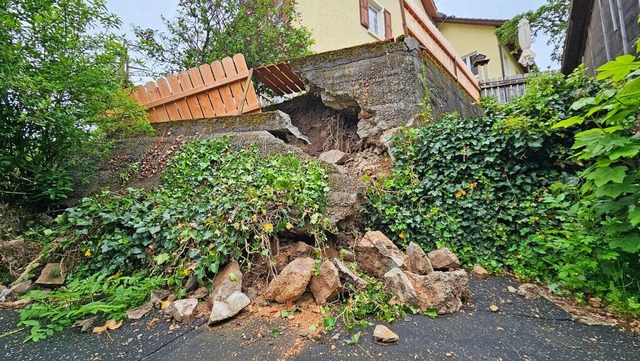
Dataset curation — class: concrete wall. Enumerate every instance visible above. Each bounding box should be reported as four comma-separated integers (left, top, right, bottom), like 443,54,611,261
296,0,428,53
438,22,523,80
288,38,482,146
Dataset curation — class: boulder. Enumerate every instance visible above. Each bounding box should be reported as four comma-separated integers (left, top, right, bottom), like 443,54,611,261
287,242,317,260
169,298,198,323
209,260,242,302
383,268,419,306
373,324,399,343
9,280,32,297
427,248,460,270
405,270,471,314
332,258,368,289
319,150,349,165
406,242,433,275
310,260,342,304
355,231,407,278
265,257,315,303
209,291,251,325
470,264,489,279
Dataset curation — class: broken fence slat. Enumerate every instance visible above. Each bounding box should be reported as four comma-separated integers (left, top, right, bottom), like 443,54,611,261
199,63,227,116
276,63,305,91
211,59,238,115
233,54,261,111
222,56,245,112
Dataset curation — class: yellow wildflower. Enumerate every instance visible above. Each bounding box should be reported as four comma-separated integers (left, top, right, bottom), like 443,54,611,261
263,223,274,232
455,189,466,198
84,249,91,257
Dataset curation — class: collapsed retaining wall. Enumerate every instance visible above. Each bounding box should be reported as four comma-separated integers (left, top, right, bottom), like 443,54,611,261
287,37,482,146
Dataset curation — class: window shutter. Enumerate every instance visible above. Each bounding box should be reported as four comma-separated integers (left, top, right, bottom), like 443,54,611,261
384,9,392,39
360,0,369,28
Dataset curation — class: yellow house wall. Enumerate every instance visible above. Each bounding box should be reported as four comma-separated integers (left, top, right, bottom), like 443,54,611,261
296,0,427,53
438,22,523,79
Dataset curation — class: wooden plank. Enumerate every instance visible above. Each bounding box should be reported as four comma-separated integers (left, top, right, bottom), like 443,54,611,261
188,66,216,119
131,85,153,121
200,63,228,116
233,54,260,111
211,59,238,114
143,70,249,109
276,63,305,91
156,77,181,121
167,74,192,119
222,57,245,110
258,66,291,95
144,81,169,122
254,68,287,96
177,70,203,119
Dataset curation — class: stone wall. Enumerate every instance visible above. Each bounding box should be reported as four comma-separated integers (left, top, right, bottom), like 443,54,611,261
287,37,482,146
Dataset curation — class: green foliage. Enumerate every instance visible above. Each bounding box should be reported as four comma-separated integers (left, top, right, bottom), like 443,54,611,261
58,137,330,284
133,0,313,76
0,0,149,207
495,0,570,63
364,70,598,271
19,273,162,342
325,273,418,332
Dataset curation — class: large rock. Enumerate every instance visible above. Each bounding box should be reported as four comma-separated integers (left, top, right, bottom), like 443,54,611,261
168,298,198,323
427,248,460,270
405,270,471,314
406,242,433,275
265,257,315,303
209,291,251,325
383,268,418,306
310,260,341,304
333,258,368,289
355,231,407,278
319,150,349,165
471,264,489,279
209,260,242,302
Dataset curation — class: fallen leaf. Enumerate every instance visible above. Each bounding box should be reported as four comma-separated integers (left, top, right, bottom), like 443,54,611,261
93,319,122,334
147,317,160,330
126,302,153,320
73,316,97,332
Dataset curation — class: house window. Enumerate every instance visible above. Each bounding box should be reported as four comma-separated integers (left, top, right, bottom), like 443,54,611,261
462,52,479,76
368,2,383,37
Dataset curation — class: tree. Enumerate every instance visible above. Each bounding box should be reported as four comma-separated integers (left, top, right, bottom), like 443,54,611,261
133,0,313,76
0,0,148,207
495,0,570,64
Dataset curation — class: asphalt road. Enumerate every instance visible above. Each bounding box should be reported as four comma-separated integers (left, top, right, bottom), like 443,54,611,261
2,277,639,361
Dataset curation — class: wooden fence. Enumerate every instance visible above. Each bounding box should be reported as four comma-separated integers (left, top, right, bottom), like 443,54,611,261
400,0,481,101
130,54,261,123
480,74,532,103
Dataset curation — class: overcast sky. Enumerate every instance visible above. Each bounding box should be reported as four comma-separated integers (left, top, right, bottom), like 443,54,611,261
105,0,556,77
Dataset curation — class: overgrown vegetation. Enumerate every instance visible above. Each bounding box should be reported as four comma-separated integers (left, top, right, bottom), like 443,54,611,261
366,59,640,315
0,0,149,208
133,0,313,75
18,137,332,340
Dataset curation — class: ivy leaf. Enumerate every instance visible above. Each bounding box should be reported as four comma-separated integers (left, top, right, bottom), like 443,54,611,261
569,97,596,111
154,253,171,265
586,166,628,187
597,55,640,82
629,207,640,227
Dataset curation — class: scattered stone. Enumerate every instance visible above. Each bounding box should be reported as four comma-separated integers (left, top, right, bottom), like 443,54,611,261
209,291,251,325
184,275,198,292
517,283,542,299
126,302,154,320
373,324,399,343
265,257,315,303
210,260,243,302
355,231,407,278
150,289,171,308
0,285,9,302
35,263,66,286
169,299,198,323
339,249,356,263
406,242,433,275
9,280,32,297
383,268,419,305
588,297,602,308
405,270,471,314
190,286,208,299
507,286,517,293
310,260,342,305
333,258,368,289
288,242,317,260
427,248,460,270
490,305,499,312
470,264,489,279
319,150,350,165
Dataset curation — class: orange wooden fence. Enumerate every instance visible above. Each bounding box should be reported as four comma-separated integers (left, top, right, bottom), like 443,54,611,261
400,0,481,101
130,54,261,123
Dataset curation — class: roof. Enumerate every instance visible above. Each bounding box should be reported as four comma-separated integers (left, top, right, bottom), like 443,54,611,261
432,16,506,27
561,0,595,74
421,0,438,17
